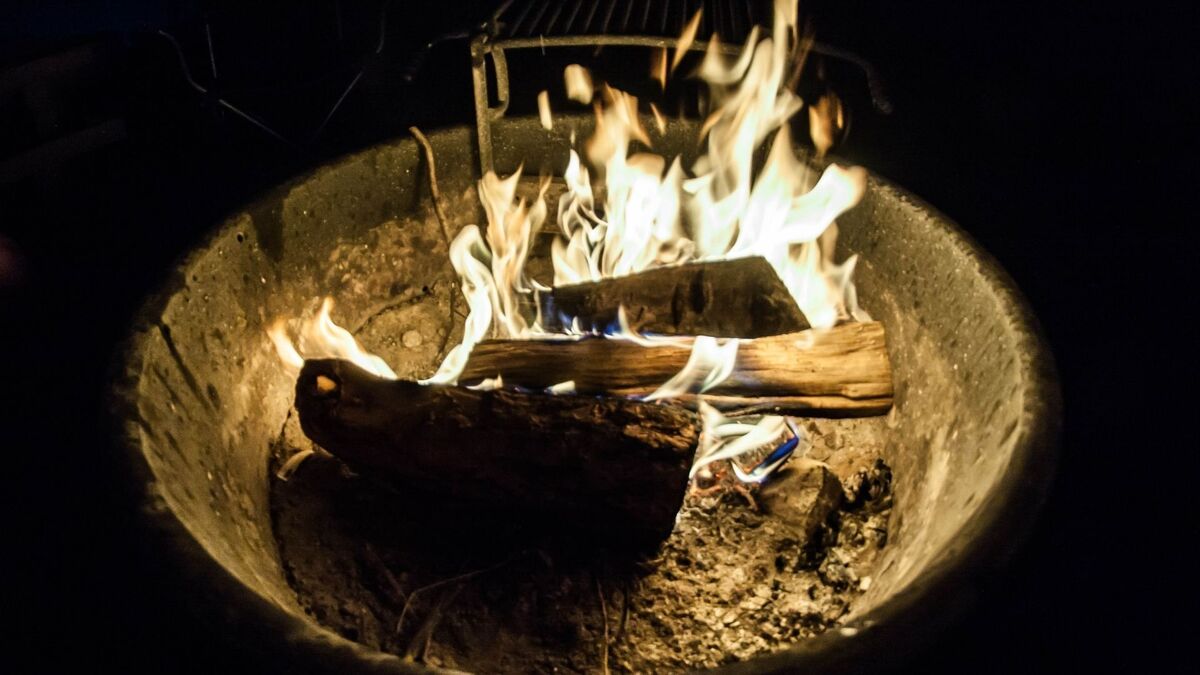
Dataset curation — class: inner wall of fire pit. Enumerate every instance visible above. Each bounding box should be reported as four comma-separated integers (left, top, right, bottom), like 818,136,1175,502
116,116,1051,669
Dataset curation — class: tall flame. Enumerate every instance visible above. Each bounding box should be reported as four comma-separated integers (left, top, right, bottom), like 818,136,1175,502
548,0,867,331
273,0,868,438
423,171,553,385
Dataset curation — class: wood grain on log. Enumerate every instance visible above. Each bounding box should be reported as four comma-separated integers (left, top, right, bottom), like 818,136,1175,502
543,257,810,338
295,359,699,547
460,322,893,416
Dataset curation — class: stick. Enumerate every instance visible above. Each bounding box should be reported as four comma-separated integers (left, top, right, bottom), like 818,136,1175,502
363,543,407,605
409,125,452,248
295,359,699,547
596,575,610,675
409,125,460,361
459,322,893,416
542,257,810,338
396,553,522,636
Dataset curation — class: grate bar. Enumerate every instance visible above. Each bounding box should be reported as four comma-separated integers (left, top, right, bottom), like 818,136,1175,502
544,1,568,34
562,1,585,34
624,0,643,34
507,0,538,37
599,0,619,35
492,0,765,43
525,0,552,37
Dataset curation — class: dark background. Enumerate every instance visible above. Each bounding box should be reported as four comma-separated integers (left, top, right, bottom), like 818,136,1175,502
3,1,1191,672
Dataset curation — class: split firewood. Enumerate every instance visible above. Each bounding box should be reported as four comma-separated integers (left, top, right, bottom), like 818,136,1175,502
459,322,893,416
542,257,810,338
294,359,699,547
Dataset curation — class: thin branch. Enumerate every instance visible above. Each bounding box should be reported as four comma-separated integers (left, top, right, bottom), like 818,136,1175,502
404,584,462,663
409,125,461,361
363,543,407,605
408,125,453,249
395,553,521,635
614,580,630,645
596,575,610,675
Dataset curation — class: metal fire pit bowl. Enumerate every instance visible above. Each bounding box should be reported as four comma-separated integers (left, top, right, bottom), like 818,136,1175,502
111,116,1059,673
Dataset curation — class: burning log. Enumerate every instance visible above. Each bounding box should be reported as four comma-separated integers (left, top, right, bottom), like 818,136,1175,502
543,257,810,338
294,359,699,547
460,322,893,416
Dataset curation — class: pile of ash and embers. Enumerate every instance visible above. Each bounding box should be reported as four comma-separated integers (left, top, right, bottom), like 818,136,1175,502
267,200,895,673
271,418,891,672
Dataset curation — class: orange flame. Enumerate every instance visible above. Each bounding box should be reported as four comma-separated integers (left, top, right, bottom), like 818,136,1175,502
272,0,868,404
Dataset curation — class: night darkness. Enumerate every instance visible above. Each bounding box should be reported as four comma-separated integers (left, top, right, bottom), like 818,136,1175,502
3,1,1192,672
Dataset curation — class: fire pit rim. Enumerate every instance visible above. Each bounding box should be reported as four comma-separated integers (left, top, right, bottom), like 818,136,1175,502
109,124,1060,674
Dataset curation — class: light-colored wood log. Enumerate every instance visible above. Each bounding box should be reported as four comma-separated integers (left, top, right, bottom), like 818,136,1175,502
459,322,893,416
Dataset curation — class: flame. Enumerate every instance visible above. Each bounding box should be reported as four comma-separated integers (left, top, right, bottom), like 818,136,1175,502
271,0,869,451
649,102,667,134
544,0,866,332
607,305,690,348
691,402,810,482
537,90,553,130
651,47,668,90
554,86,691,284
808,91,845,158
467,375,504,391
564,64,594,103
424,170,552,385
269,298,396,379
672,9,704,73
643,337,739,401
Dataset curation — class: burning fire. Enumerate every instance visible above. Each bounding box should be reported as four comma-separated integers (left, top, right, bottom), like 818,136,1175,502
271,0,866,483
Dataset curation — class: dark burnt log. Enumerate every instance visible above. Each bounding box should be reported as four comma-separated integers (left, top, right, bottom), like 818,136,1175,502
543,257,810,338
295,359,699,547
460,322,893,416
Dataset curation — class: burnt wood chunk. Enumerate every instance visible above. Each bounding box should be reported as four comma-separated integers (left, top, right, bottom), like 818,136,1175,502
295,359,699,548
759,461,845,543
460,322,893,416
545,257,809,337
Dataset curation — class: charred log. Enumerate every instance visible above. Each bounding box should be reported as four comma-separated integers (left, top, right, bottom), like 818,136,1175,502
542,257,810,338
460,322,893,416
294,359,699,548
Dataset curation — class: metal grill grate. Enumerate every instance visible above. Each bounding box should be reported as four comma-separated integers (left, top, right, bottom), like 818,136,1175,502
471,0,889,174
493,0,771,43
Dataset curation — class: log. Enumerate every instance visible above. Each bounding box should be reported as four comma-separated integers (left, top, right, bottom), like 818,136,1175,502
542,257,809,338
669,393,893,418
294,359,700,548
460,322,893,416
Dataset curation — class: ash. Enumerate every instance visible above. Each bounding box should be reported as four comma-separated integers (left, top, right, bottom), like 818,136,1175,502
270,412,891,673
267,206,894,672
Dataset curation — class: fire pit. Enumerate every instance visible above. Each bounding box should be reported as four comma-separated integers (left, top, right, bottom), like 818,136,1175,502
111,114,1057,672
110,8,1058,670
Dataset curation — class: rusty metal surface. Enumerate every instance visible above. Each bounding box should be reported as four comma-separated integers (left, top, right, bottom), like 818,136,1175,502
110,115,1059,673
